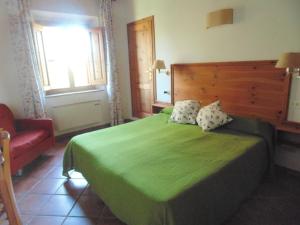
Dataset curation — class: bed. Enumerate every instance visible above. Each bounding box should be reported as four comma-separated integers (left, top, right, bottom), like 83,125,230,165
63,110,274,225
63,60,288,225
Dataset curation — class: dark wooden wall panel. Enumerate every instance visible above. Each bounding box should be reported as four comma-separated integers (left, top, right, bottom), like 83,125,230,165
171,60,290,126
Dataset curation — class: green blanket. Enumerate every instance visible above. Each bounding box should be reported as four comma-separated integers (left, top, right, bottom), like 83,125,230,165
63,112,271,225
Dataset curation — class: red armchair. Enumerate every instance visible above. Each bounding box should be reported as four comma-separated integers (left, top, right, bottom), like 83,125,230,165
0,104,55,175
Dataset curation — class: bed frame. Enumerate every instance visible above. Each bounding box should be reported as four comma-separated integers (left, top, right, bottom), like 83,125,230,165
171,60,289,127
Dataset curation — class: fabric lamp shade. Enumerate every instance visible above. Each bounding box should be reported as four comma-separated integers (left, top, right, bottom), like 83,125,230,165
276,52,300,69
152,60,166,70
206,8,233,29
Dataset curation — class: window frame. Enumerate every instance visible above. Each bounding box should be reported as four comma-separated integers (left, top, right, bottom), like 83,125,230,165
32,23,107,96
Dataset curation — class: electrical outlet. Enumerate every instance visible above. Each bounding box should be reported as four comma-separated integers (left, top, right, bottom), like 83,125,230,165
290,101,300,108
294,101,300,109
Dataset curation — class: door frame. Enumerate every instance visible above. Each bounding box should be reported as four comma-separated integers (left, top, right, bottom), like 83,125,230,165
127,16,156,117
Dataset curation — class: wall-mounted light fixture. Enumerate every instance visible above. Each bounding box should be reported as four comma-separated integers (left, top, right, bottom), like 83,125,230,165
276,52,300,77
152,60,170,75
206,8,233,29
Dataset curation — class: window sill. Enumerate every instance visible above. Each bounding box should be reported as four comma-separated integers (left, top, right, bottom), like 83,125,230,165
45,88,106,98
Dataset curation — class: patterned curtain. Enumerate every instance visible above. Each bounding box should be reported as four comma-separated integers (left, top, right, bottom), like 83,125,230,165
98,0,123,125
5,0,46,118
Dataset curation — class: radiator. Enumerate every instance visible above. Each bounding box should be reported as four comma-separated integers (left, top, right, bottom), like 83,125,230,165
51,100,106,132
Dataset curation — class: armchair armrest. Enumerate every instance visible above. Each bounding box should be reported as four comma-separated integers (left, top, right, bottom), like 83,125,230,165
15,118,55,141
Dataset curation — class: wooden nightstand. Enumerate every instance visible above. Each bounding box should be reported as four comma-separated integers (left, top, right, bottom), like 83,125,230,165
275,129,300,172
277,123,300,134
152,102,172,114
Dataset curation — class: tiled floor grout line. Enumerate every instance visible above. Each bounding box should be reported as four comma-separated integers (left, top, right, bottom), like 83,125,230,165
60,176,91,224
18,182,80,225
69,172,109,224
14,144,126,225
27,176,72,219
15,158,67,224
61,216,68,225
66,178,87,214
14,178,41,198
27,215,67,225
63,175,105,224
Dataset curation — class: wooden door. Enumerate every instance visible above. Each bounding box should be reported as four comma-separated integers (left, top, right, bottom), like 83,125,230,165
127,16,155,118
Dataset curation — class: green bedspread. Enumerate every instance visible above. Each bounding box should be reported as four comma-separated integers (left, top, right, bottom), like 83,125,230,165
63,111,272,225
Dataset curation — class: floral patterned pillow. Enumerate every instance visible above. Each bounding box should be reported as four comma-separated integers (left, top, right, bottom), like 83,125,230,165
196,101,232,131
169,100,201,124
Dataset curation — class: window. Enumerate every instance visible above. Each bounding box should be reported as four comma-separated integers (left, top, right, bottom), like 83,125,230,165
33,24,106,95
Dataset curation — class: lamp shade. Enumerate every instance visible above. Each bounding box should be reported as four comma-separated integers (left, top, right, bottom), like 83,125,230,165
276,52,300,68
152,60,166,70
206,8,233,29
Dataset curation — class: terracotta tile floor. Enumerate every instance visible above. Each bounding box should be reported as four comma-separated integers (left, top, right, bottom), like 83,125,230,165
13,140,300,225
13,141,125,225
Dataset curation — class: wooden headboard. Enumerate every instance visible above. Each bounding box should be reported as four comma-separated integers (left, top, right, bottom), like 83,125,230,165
171,60,290,127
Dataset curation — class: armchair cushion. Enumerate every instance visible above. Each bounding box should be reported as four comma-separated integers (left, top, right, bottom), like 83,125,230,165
10,129,49,158
16,118,54,137
0,104,16,137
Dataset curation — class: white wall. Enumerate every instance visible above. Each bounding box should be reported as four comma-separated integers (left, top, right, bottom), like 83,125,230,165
31,0,111,134
2,0,300,124
288,74,300,122
0,0,110,134
112,0,300,119
30,0,98,15
0,0,24,117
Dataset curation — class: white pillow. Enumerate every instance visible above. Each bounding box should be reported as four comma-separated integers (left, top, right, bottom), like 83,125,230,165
169,100,201,124
196,101,232,131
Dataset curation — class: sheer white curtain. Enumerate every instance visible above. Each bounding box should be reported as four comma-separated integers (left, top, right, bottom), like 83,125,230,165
98,0,123,125
5,0,46,118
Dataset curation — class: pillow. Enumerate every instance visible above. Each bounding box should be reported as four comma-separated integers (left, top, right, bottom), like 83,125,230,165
196,101,232,131
169,100,200,124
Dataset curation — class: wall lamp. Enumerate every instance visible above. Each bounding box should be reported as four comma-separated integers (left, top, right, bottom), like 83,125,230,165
206,8,233,29
276,52,300,77
152,60,170,75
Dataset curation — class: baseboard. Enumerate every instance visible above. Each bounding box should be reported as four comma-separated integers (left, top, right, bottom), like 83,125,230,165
55,123,110,142
124,118,135,123
56,119,136,141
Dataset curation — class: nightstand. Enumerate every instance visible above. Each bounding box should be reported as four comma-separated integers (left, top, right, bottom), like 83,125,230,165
152,102,172,114
275,129,300,172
